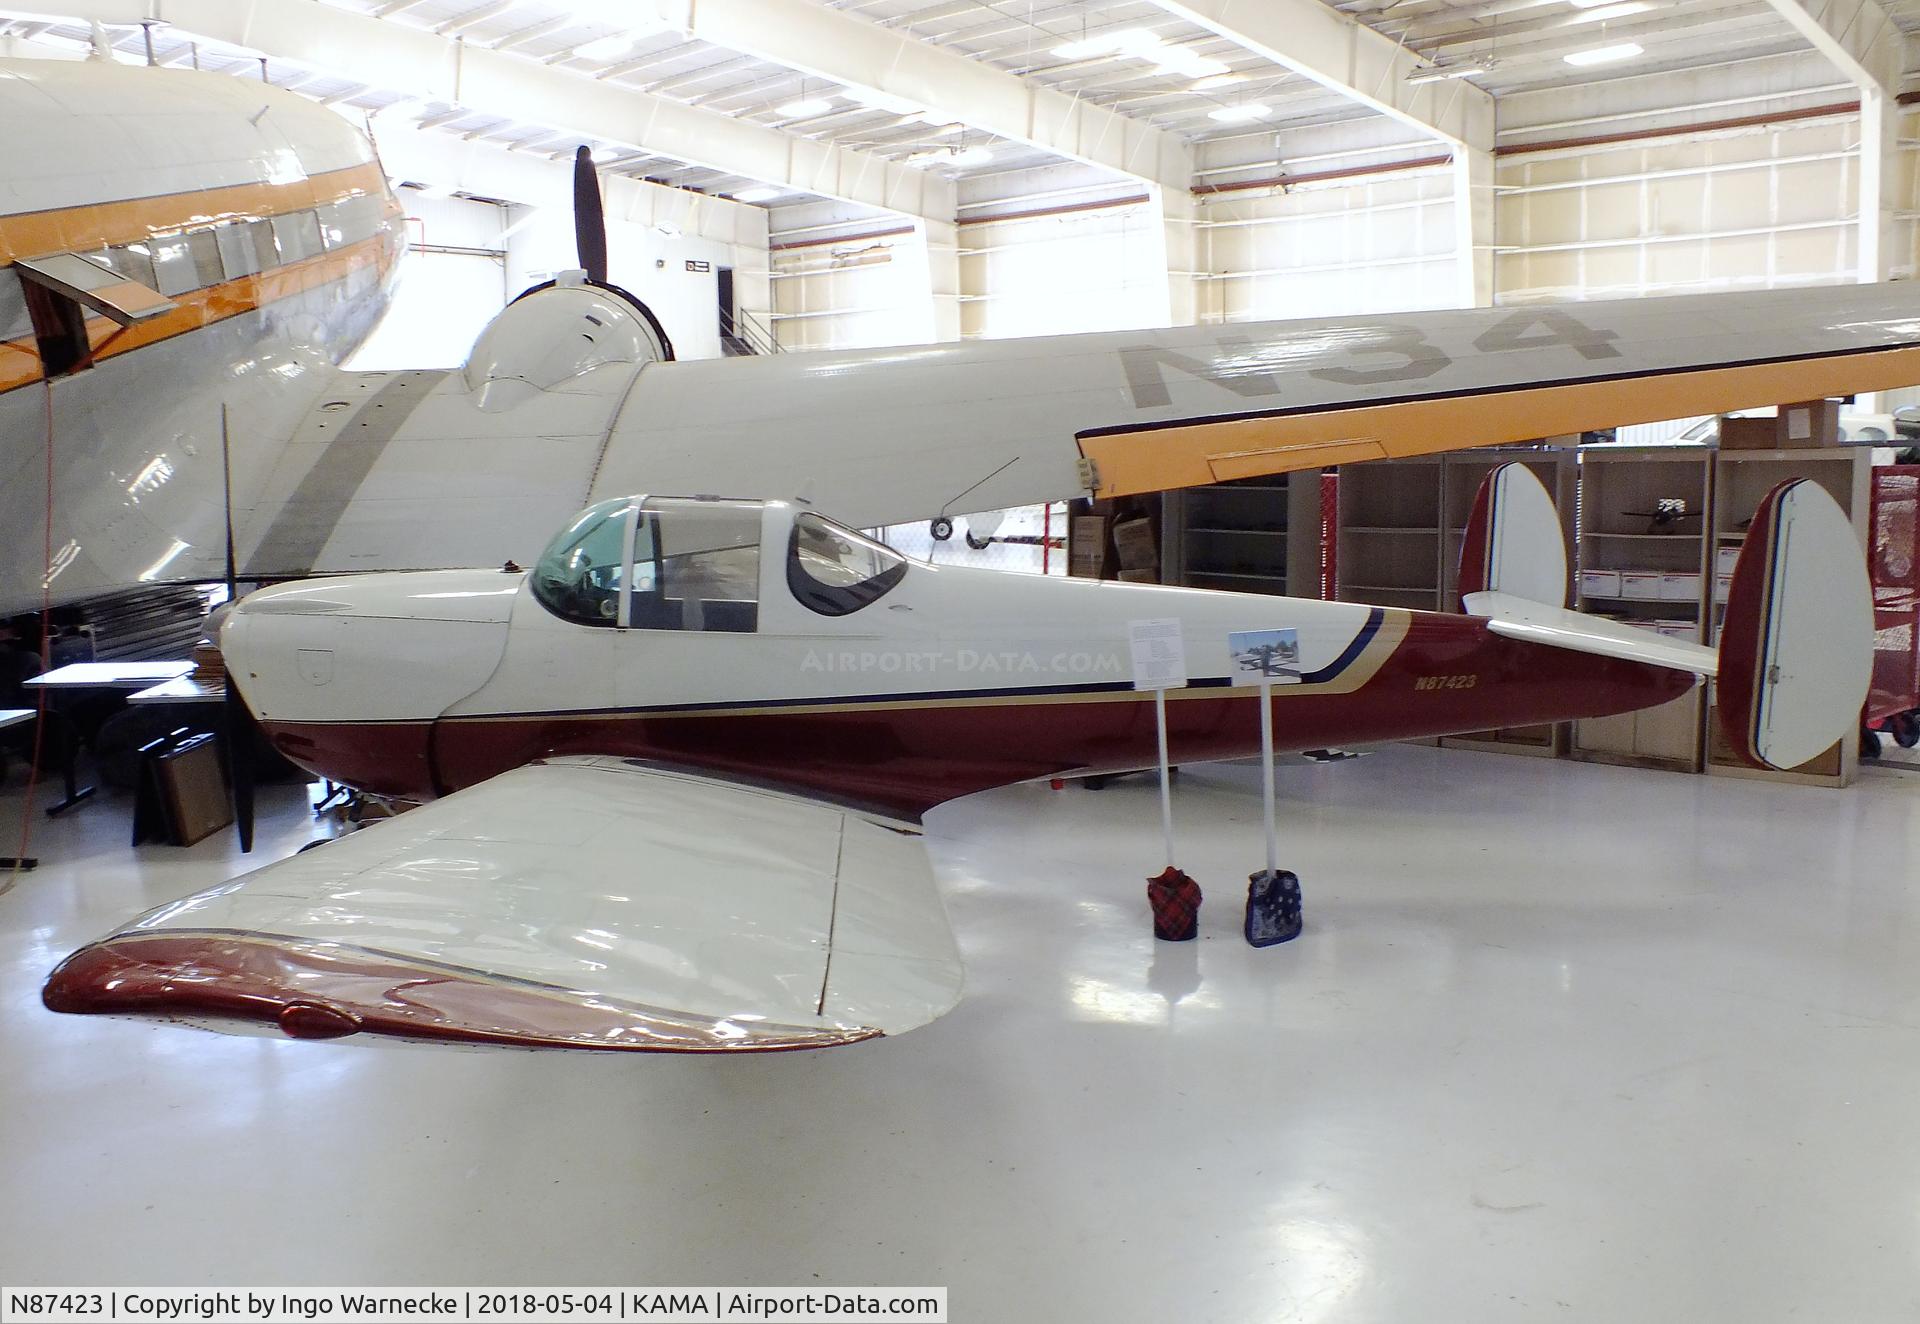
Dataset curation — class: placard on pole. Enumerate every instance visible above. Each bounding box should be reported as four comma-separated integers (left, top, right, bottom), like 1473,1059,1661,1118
1228,627,1305,946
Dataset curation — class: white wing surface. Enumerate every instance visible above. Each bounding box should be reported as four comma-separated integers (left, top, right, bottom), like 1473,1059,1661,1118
44,758,963,1052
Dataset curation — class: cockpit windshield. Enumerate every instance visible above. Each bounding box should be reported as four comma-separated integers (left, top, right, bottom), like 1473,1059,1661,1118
530,495,763,631
788,513,908,616
529,496,634,627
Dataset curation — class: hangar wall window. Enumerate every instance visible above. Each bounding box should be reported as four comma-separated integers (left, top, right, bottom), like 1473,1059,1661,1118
788,513,907,616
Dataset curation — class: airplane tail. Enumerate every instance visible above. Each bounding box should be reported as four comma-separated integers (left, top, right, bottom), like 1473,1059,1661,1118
1458,463,1872,772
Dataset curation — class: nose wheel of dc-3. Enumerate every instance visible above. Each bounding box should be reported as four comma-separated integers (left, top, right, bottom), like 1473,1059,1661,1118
929,517,954,541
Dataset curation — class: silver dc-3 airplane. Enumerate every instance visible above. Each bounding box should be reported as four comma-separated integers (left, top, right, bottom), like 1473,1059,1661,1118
0,52,1890,1053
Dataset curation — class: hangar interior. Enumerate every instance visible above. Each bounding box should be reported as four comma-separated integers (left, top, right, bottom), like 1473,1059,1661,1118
5,0,1920,1318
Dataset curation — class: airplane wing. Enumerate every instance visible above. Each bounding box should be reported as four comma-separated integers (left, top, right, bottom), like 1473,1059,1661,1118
252,283,1920,586
43,757,964,1052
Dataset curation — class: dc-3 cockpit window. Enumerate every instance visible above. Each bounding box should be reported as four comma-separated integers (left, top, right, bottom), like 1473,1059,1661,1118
788,513,908,616
530,496,762,632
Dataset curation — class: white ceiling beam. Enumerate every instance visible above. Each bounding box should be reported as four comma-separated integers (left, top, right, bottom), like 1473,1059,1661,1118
1757,0,1901,92
1758,0,1903,281
1147,0,1495,151
681,0,1194,191
52,0,955,220
372,119,770,249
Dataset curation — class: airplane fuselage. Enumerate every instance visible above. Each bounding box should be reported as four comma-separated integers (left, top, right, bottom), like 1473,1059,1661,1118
223,500,1691,817
0,57,404,609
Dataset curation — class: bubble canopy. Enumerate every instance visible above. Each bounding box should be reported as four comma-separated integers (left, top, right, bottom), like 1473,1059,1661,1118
529,497,907,630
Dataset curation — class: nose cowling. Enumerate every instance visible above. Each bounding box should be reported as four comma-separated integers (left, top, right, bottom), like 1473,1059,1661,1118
221,569,520,797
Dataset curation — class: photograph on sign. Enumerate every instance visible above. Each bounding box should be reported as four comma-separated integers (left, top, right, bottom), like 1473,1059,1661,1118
1228,628,1302,683
1127,618,1188,691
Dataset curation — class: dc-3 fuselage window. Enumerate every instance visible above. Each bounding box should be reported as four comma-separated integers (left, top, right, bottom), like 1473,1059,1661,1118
530,498,633,628
788,513,907,616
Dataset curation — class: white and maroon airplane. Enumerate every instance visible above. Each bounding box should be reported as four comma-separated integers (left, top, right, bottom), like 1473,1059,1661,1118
43,464,1872,1053
7,55,1920,616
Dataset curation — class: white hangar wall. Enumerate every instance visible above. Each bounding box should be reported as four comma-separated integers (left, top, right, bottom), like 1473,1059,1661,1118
768,49,1920,358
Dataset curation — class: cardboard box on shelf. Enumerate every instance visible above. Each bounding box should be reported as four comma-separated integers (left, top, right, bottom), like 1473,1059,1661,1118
1071,515,1110,548
1620,571,1662,600
1656,621,1699,640
1716,545,1740,574
1714,572,1732,604
1112,517,1158,571
1659,572,1700,601
1579,569,1623,598
1718,400,1841,450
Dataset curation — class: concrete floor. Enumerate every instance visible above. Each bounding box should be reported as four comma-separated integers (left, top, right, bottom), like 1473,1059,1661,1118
3,746,1920,1321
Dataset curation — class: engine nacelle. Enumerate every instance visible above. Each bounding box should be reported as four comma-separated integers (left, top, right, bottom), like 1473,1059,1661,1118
462,271,674,411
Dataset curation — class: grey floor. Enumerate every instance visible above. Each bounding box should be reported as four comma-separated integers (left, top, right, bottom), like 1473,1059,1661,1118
3,745,1919,1322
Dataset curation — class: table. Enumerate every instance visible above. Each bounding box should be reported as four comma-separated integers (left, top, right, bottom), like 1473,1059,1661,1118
129,676,225,705
23,661,196,815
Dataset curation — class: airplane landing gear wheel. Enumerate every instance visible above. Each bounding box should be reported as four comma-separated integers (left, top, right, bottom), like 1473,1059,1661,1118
930,517,954,541
1892,711,1920,749
965,530,992,549
1863,724,1884,759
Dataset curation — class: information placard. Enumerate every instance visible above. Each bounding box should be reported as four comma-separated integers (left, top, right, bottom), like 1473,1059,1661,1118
1128,618,1187,691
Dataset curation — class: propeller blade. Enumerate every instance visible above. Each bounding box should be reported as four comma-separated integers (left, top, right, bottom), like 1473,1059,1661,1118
573,145,609,284
225,682,255,854
219,404,251,853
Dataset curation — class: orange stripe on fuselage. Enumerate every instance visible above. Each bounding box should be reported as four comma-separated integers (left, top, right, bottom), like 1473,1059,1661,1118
0,228,398,396
0,161,392,264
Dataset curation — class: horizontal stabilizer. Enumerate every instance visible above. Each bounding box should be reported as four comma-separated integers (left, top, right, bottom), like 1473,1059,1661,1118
1457,463,1568,609
1716,479,1873,771
1464,591,1718,675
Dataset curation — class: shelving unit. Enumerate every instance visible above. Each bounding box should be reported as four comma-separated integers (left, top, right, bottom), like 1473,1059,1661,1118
1333,457,1444,610
1161,472,1321,596
1703,447,1870,787
1568,445,1714,774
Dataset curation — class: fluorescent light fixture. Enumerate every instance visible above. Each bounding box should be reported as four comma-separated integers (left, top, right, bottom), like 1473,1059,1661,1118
1207,103,1272,124
1153,50,1229,79
905,145,994,168
1406,58,1494,83
1191,73,1247,91
776,97,833,117
1053,27,1160,60
729,186,780,203
841,85,921,115
589,145,619,162
1569,1,1650,20
1563,41,1642,65
572,34,635,62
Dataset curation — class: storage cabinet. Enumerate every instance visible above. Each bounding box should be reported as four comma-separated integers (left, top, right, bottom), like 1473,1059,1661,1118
1161,473,1321,596
1569,446,1714,773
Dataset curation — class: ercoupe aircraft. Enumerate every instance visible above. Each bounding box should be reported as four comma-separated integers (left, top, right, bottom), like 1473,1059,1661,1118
44,463,1872,1052
6,54,1920,617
